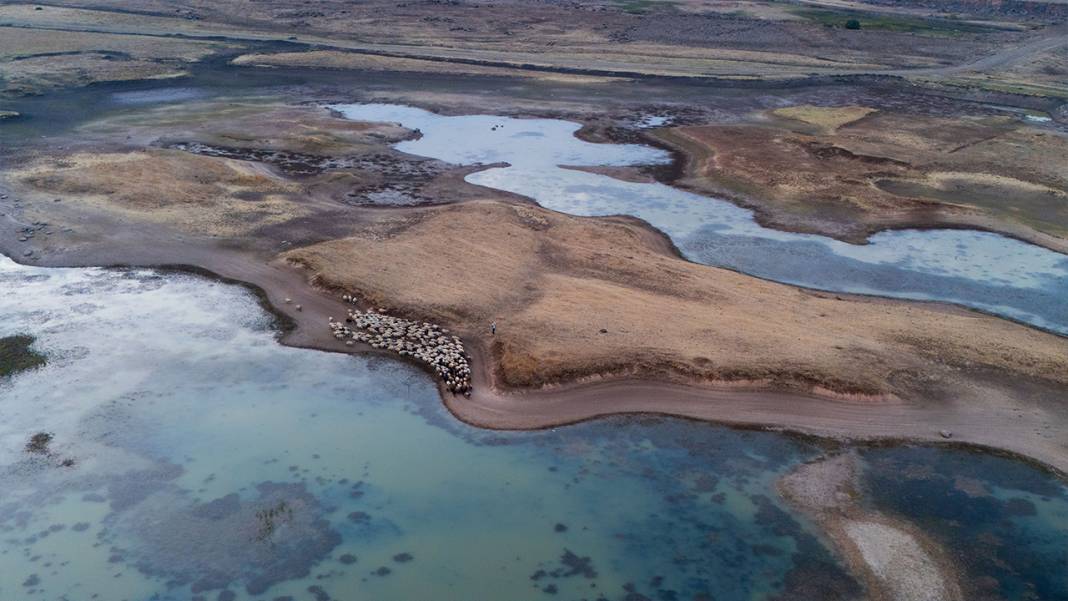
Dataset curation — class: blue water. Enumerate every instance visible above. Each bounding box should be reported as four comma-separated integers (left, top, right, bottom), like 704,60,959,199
331,103,1068,335
861,447,1068,601
0,257,848,600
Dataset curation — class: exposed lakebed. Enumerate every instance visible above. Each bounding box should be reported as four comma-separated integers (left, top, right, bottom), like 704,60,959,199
1,257,1066,600
332,103,1068,335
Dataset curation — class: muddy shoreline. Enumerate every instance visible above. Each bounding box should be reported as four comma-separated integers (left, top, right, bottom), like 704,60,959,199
2,65,1066,479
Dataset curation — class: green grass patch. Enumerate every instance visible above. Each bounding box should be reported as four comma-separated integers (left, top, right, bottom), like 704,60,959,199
613,0,674,15
1,334,47,379
791,8,1003,36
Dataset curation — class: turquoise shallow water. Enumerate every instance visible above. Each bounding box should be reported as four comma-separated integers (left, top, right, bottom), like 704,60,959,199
331,103,1068,335
0,257,849,600
1,258,1067,600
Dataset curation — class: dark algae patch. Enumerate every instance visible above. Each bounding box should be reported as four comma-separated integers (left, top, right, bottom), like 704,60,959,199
500,416,863,600
860,446,1068,601
24,431,53,454
0,334,46,379
118,482,342,596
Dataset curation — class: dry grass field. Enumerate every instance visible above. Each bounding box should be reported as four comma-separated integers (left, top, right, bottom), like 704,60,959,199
230,51,625,84
83,101,411,155
1,0,1055,88
770,105,878,133
11,150,306,237
8,95,1067,403
654,105,1068,247
283,199,1068,396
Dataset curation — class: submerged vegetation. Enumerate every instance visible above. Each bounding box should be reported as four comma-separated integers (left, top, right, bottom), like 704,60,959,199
24,431,53,454
255,500,294,542
0,334,46,379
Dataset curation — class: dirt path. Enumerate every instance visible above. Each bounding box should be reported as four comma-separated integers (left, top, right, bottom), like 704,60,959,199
448,343,1067,476
886,23,1068,77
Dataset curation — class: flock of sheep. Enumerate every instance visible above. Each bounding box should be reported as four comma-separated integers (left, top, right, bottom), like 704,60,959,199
329,295,473,395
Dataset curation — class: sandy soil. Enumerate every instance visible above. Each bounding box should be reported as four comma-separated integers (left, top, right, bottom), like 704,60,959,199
844,521,955,601
652,106,1068,250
